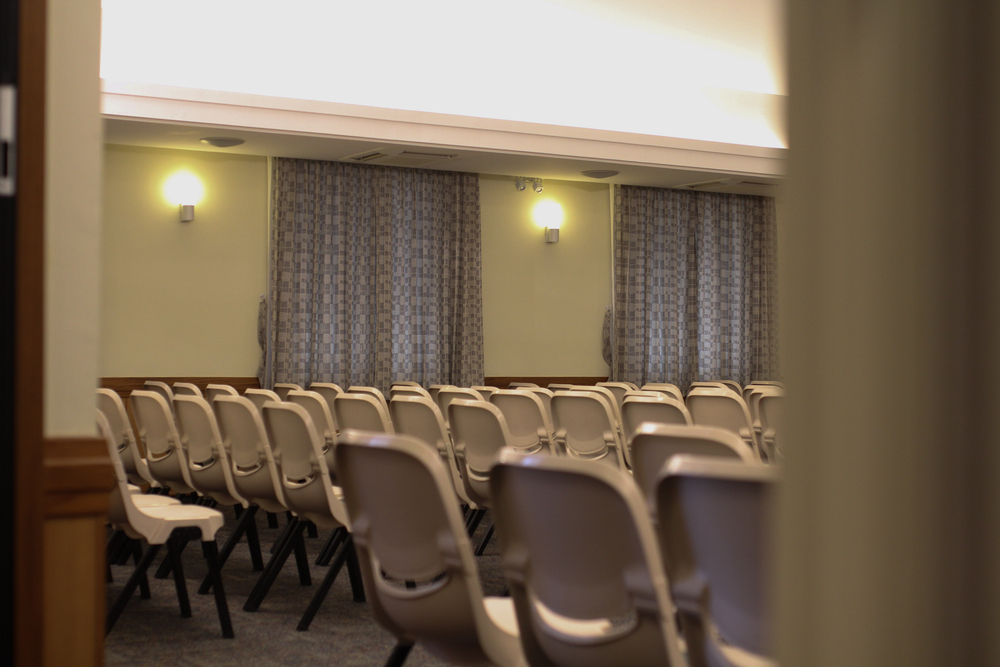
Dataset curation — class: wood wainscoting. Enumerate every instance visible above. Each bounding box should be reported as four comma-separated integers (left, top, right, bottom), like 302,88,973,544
483,376,608,389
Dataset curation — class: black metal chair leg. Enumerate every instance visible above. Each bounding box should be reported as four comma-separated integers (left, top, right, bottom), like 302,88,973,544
384,641,414,667
466,508,486,536
297,537,351,631
198,505,257,594
269,512,295,554
293,528,312,586
306,521,318,538
245,509,264,571
475,521,496,556
233,504,244,518
133,540,151,599
201,540,235,638
346,541,365,602
107,543,161,635
244,518,306,612
316,527,346,566
167,533,191,618
266,511,279,528
154,530,190,579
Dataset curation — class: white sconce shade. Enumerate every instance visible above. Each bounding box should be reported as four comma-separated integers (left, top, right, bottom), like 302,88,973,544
533,199,563,242
164,171,204,222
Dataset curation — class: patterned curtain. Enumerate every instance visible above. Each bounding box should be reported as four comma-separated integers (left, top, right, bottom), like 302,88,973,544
612,185,778,391
267,158,484,393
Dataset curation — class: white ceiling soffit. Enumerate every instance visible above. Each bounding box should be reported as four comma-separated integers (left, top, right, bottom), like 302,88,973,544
101,81,786,187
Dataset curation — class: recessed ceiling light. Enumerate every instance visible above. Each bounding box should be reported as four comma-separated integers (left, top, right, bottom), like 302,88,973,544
200,137,245,148
580,169,619,179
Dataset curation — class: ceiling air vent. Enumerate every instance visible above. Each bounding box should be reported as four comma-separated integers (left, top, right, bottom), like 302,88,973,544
735,180,779,188
677,178,735,190
345,150,389,162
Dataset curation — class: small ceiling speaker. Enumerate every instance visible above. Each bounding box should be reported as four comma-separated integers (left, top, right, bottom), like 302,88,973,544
580,169,619,179
200,137,245,148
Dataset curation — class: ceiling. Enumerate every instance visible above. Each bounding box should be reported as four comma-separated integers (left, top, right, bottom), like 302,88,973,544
104,117,784,196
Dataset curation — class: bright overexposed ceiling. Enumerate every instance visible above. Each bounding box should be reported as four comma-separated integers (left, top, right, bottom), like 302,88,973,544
101,0,786,149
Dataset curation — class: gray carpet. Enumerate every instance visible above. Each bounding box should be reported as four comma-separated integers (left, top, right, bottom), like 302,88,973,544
105,505,505,667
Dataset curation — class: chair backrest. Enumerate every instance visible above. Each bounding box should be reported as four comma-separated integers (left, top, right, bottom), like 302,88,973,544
99,410,146,534
572,385,624,428
334,392,394,434
336,431,522,667
97,388,156,486
596,382,632,410
508,382,539,388
489,389,554,454
389,395,470,505
347,386,390,415
547,383,574,392
471,386,498,399
205,383,239,403
389,385,431,400
718,380,742,395
129,390,196,493
656,456,778,665
273,382,303,401
428,384,450,403
143,380,175,406
757,394,785,459
391,380,422,388
630,424,754,507
490,450,685,667
447,399,512,508
621,395,692,445
309,382,344,413
520,386,554,419
173,395,246,507
641,383,685,403
172,382,203,398
685,387,760,459
245,388,281,413
213,395,289,513
287,389,338,472
550,391,627,470
436,387,484,426
262,402,349,529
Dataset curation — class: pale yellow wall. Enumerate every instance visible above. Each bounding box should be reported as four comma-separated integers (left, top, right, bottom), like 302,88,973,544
480,175,612,376
45,0,103,436
101,145,268,377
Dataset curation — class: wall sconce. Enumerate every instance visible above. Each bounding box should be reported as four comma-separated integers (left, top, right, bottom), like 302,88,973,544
163,171,204,223
533,200,563,243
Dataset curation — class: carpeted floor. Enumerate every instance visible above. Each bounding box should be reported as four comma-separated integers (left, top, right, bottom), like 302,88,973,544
105,505,506,667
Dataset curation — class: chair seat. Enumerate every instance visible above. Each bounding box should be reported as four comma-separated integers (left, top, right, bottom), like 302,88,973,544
484,597,519,637
136,505,225,545
131,495,182,508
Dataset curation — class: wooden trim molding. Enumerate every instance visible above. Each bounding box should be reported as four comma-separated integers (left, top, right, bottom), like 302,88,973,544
42,438,113,519
101,376,262,398
484,376,609,389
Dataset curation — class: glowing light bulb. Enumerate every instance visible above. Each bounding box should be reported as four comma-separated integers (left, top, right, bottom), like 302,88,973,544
163,171,204,206
532,200,563,229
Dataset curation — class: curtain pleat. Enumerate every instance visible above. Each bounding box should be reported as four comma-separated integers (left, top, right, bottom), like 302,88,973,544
268,158,483,393
613,185,778,391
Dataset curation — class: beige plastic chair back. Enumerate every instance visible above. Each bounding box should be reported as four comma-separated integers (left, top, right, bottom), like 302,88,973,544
621,395,693,446
572,385,624,431
550,391,628,470
335,431,526,667
143,380,175,406
390,385,431,400
174,395,247,507
641,383,685,403
686,387,761,460
391,381,422,388
508,382,539,388
447,399,512,508
656,456,778,667
596,382,632,410
436,387,484,427
309,382,344,409
490,450,685,667
428,384,450,403
129,390,196,494
630,424,754,508
717,380,742,395
347,386,390,415
389,395,470,505
262,402,349,529
172,382,203,398
97,388,157,487
245,388,281,413
758,394,785,460
287,389,338,473
205,384,239,403
272,382,303,400
547,383,574,392
489,389,555,455
471,386,499,399
213,395,289,514
334,392,394,434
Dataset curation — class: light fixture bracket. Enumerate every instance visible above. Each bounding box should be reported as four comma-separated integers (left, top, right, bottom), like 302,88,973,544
545,227,559,243
180,204,195,222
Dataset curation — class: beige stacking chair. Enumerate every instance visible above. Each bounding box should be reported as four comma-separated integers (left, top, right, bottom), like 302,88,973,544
519,386,555,420
245,388,281,413
391,381,422,388
428,384,451,403
389,395,470,506
347,385,390,415
286,389,339,473
686,386,762,461
489,389,556,455
261,403,363,631
172,382,203,397
571,385,624,433
143,380,175,406
547,383,574,392
100,412,234,639
129,390,197,494
757,393,785,460
334,392,394,433
642,383,685,403
335,431,527,667
550,390,628,470
309,382,344,410
97,388,160,488
621,394,692,446
205,383,239,403
273,382,304,400
436,387,484,428
489,449,685,667
596,381,634,410
630,424,754,508
447,399,513,510
471,385,499,399
390,385,431,400
507,382,538,389
655,456,779,667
